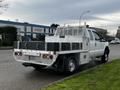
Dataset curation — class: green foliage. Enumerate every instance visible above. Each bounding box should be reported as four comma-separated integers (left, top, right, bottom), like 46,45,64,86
50,24,59,29
42,59,120,90
0,26,17,46
0,26,17,34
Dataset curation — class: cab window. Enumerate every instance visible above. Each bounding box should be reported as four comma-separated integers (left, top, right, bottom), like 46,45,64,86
93,31,100,41
88,30,94,40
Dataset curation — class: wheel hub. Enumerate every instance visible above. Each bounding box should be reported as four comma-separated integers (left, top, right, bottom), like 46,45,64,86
69,60,75,72
105,54,108,61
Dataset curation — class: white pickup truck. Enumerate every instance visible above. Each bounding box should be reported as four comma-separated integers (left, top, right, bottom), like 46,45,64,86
13,26,110,73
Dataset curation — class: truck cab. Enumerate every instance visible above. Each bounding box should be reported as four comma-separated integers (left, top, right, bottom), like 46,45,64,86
13,26,110,73
87,29,109,58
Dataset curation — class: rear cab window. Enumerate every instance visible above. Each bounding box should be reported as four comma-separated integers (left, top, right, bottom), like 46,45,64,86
92,31,100,41
88,30,94,40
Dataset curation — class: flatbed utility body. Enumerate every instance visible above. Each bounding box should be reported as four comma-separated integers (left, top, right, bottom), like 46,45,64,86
13,26,110,73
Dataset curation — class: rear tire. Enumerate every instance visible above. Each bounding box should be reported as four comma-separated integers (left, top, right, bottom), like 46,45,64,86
64,57,77,73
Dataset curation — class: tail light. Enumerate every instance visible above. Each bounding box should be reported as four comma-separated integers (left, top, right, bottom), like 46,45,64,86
42,54,49,59
19,52,22,56
49,55,53,59
14,52,18,56
42,54,53,59
14,52,22,56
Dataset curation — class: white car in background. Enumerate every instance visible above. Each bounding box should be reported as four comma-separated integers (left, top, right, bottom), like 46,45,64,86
110,38,120,44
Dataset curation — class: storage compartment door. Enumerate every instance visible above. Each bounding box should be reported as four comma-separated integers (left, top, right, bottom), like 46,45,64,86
80,52,89,65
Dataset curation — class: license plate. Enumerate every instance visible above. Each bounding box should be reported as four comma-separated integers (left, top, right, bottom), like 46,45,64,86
23,51,39,56
29,56,35,60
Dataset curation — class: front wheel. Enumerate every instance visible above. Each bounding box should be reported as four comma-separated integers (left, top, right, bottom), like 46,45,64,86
101,47,110,63
101,53,109,63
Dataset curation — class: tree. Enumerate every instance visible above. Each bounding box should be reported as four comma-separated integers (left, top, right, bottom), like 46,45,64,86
116,29,120,39
0,26,17,46
50,23,60,29
0,0,8,14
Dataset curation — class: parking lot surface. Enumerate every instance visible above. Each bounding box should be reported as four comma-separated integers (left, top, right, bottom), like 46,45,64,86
0,45,119,90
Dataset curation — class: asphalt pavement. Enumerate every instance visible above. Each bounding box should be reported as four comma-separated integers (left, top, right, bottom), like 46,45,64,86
0,45,120,90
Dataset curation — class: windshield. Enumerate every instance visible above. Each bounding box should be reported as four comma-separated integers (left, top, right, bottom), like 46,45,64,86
55,27,83,36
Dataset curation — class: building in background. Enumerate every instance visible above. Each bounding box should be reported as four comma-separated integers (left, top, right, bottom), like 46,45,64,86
86,25,107,39
87,25,114,41
116,26,120,39
89,27,107,37
0,20,56,41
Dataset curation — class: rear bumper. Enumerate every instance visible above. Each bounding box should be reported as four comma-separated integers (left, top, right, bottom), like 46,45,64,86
16,59,50,66
13,49,58,67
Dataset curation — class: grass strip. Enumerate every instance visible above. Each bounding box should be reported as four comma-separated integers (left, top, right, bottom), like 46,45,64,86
42,59,120,90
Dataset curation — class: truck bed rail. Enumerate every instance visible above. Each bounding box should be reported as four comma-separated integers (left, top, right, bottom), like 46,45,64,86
14,41,82,51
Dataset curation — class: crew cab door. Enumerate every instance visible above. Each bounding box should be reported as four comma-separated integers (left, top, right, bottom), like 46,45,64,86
92,31,104,56
88,30,95,56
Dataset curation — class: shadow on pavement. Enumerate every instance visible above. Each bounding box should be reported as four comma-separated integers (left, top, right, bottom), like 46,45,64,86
26,60,103,78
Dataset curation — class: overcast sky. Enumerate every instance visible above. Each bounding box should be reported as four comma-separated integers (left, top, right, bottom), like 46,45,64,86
1,0,120,34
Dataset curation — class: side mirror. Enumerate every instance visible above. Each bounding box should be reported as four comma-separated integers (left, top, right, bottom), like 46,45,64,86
95,38,100,41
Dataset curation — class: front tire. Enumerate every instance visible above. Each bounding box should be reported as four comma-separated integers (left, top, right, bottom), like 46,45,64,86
101,53,109,63
101,47,110,63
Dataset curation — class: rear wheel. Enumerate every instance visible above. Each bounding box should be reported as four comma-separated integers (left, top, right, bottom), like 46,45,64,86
64,57,77,73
